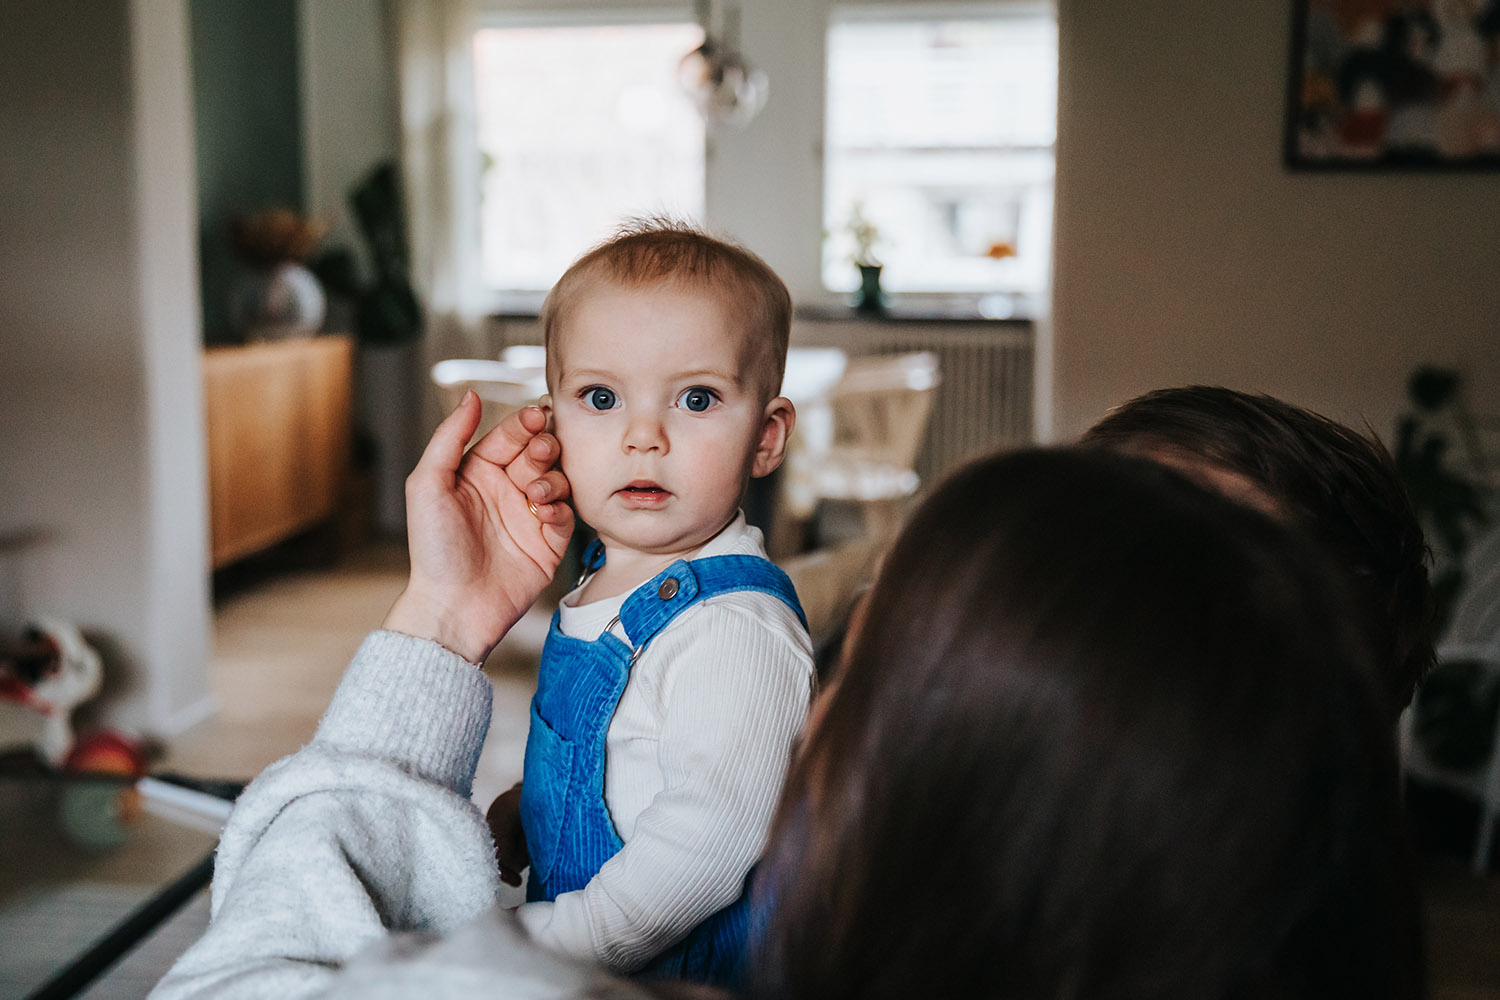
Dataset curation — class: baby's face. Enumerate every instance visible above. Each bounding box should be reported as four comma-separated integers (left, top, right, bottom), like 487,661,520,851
549,282,776,560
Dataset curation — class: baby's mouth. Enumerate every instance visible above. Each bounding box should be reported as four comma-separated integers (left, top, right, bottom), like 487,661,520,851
617,481,671,504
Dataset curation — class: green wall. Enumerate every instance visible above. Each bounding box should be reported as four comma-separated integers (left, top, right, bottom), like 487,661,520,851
190,0,304,343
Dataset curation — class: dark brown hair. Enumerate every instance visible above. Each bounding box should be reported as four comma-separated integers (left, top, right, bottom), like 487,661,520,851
751,449,1423,1000
1083,385,1435,714
540,218,792,402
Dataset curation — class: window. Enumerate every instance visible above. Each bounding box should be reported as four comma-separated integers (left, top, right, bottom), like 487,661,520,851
473,20,706,292
823,8,1057,307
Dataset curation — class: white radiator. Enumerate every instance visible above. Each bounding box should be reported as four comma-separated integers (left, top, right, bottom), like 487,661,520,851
789,319,1035,487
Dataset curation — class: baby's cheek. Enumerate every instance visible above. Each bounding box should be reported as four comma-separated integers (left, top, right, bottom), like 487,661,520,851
554,445,597,501
549,423,578,468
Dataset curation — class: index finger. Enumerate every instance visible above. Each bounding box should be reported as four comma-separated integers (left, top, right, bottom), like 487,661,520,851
412,390,484,482
465,405,550,468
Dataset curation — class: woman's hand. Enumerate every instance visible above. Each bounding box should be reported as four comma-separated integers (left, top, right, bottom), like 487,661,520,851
383,393,574,663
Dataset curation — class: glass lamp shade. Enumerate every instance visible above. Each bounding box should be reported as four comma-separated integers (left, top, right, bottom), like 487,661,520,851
678,40,768,129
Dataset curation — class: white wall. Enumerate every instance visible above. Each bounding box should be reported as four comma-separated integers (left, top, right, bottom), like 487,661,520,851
1050,0,1500,444
704,0,828,304
300,0,413,534
300,0,400,269
0,0,211,737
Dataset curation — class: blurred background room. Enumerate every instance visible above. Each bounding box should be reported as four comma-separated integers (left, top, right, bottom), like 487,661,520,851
2,0,1498,995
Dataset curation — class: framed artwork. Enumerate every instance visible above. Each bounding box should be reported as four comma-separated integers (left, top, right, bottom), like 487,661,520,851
1284,0,1500,168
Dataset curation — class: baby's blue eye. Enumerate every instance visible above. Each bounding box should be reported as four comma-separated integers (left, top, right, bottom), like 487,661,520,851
584,387,617,411
678,387,717,412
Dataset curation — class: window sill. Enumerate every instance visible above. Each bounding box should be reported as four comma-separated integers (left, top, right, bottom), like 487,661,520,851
795,293,1038,324
489,291,1041,325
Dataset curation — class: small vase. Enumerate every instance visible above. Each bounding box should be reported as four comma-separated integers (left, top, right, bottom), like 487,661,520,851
229,261,327,342
854,264,886,315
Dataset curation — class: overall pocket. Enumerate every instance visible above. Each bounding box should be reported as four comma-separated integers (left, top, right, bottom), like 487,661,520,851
520,699,574,888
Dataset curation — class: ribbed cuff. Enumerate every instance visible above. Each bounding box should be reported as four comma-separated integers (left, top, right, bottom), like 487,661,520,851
315,630,494,796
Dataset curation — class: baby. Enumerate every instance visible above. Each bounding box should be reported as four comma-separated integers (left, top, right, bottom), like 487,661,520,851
493,221,815,985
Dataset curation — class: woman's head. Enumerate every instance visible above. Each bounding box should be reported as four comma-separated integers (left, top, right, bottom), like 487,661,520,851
753,448,1421,1000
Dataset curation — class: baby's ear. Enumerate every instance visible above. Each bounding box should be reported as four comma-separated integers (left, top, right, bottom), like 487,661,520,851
752,397,796,478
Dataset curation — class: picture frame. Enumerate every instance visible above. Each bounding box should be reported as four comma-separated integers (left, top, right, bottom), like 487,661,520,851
1283,0,1500,169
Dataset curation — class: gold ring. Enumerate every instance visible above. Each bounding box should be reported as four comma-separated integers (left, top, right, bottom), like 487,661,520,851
527,499,541,518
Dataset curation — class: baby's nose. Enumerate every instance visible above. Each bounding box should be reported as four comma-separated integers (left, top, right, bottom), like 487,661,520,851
623,411,668,453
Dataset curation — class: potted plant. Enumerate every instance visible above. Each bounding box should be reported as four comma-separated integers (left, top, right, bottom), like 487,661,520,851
1395,366,1499,773
309,162,422,348
845,201,886,314
1395,366,1489,631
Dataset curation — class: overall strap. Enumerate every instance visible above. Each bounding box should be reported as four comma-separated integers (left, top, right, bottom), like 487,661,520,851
617,554,807,650
577,537,607,585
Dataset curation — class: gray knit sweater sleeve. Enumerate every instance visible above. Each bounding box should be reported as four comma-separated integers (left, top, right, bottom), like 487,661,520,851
151,631,647,1000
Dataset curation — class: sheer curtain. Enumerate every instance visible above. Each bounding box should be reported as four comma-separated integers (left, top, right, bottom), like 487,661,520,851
391,0,489,435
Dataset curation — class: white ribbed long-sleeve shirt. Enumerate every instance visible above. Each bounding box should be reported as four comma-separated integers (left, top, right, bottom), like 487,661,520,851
514,515,815,972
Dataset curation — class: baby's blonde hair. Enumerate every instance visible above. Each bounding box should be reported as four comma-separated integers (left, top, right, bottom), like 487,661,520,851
541,218,792,402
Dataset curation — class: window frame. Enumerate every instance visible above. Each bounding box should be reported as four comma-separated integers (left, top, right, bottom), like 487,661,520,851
475,2,695,32
472,3,708,305
821,1,1058,311
463,0,1055,316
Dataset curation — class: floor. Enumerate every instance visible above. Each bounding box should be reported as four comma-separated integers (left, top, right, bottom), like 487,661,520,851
162,539,1500,998
163,538,544,811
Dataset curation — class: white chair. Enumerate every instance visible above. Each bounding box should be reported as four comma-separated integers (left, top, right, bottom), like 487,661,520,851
1400,520,1500,874
430,356,548,446
783,351,939,543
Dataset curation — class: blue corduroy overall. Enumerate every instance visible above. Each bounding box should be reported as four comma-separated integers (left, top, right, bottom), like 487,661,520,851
519,540,806,986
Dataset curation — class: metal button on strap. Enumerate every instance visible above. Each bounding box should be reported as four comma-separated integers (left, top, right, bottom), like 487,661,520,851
657,578,680,600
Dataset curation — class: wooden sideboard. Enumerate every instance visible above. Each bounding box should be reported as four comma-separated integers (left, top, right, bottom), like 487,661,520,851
203,336,353,569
